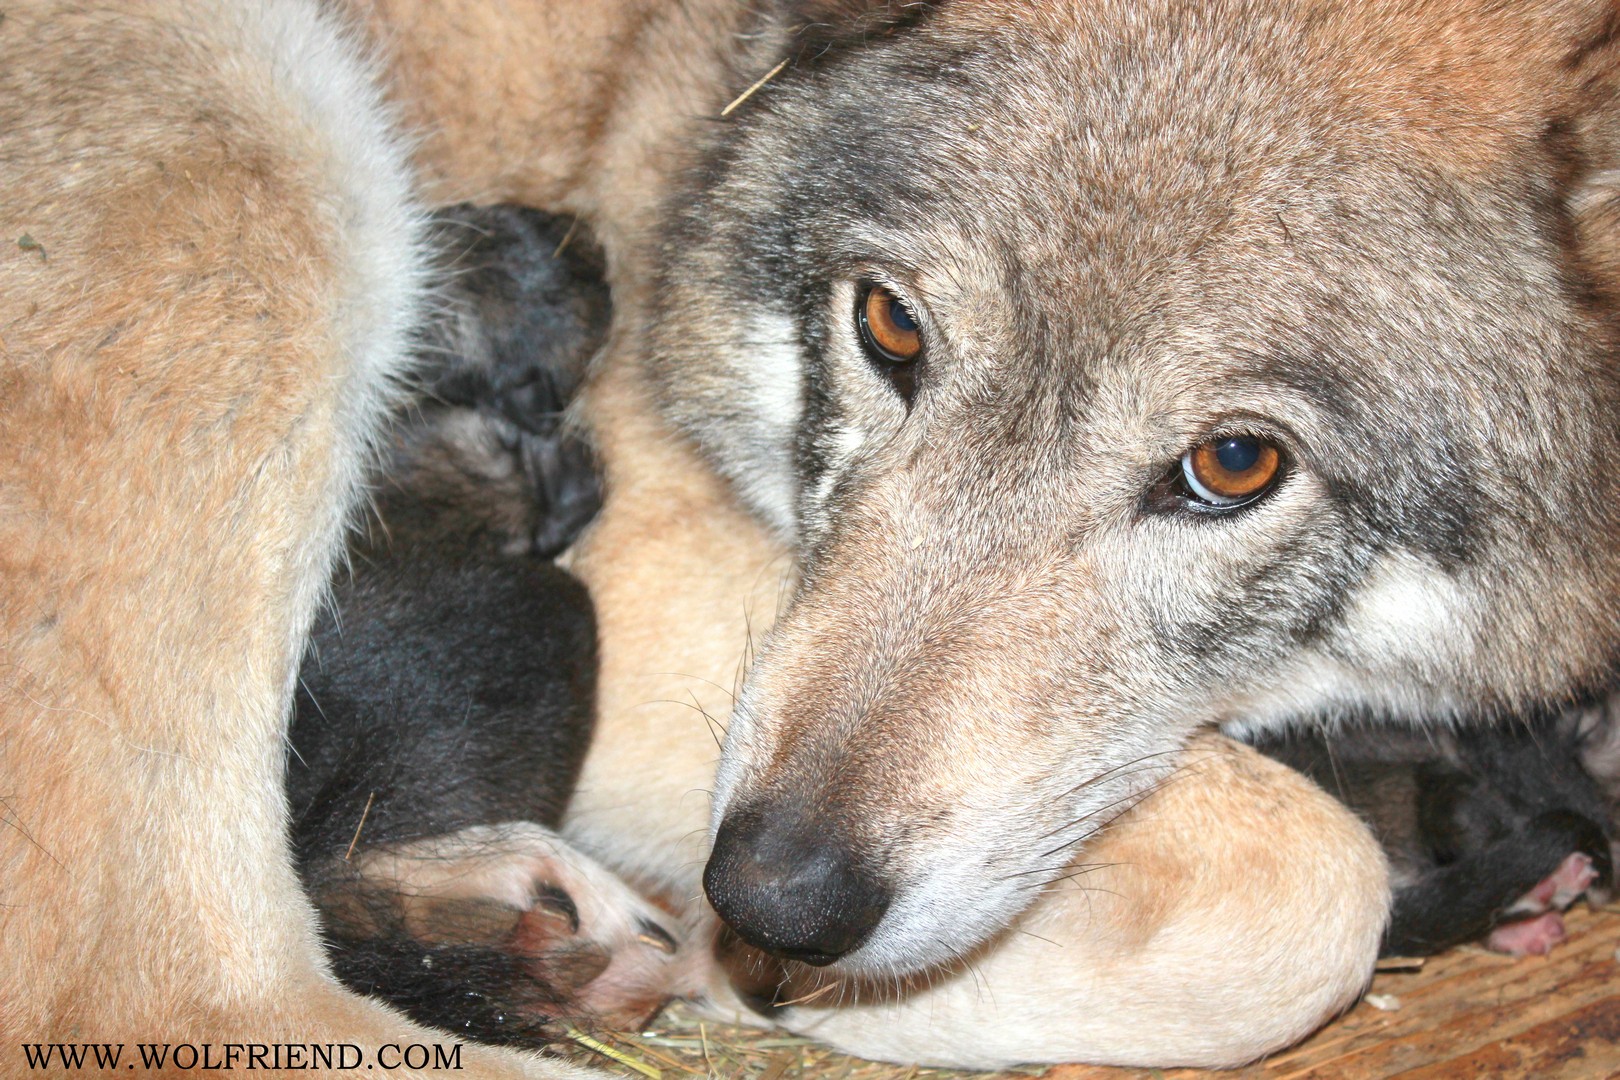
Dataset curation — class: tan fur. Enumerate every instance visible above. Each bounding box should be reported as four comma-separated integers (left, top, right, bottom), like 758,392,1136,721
0,0,1398,1072
0,2,578,1074
562,360,797,886
961,0,1605,172
752,735,1386,1069
1,0,360,1030
350,0,755,254
564,361,1387,1069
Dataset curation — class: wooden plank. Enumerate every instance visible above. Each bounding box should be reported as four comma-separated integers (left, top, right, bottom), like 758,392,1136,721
1253,913,1620,1078
1266,958,1616,1078
614,909,1620,1080
1397,996,1620,1079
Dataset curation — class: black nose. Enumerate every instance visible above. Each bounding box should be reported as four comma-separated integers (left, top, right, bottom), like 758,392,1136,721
704,800,891,966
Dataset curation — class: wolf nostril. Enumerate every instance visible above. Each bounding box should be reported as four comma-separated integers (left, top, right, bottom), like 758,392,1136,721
703,801,891,966
770,944,843,966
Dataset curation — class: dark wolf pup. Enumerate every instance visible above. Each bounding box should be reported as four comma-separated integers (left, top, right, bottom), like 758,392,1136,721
288,206,691,1042
5,0,1615,1074
1251,711,1617,957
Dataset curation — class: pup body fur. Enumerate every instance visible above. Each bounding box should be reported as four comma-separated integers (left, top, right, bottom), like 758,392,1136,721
288,205,704,1040
7,0,1518,1070
1251,715,1616,957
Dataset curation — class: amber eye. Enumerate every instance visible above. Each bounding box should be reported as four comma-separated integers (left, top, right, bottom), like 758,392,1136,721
1180,436,1282,508
858,284,922,364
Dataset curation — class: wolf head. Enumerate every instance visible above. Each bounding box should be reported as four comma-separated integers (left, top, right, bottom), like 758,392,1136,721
643,0,1620,975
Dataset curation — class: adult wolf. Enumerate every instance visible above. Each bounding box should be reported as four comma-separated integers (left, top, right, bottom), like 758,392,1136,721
567,0,1620,1062
654,0,1620,948
2,0,1608,1074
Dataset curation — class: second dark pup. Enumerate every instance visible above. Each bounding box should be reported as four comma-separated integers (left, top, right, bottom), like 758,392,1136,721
1250,710,1616,957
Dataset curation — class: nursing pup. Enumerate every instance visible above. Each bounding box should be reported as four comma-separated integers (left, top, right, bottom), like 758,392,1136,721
0,4,731,1067
1251,710,1617,957
288,206,690,1042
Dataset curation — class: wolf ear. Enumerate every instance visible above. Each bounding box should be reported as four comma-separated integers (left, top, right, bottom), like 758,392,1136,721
778,0,938,61
722,0,936,110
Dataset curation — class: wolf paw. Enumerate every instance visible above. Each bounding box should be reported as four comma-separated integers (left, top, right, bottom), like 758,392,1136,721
321,822,692,1037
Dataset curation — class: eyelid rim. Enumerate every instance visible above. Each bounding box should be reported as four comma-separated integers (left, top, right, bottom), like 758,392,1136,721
849,273,933,347
1139,416,1302,518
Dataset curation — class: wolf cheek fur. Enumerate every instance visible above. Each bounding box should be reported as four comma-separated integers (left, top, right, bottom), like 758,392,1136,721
639,0,1620,984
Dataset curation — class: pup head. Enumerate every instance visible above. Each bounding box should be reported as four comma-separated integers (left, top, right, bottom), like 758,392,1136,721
644,0,1620,974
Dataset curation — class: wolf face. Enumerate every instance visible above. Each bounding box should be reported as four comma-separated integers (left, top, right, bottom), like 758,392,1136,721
644,0,1620,975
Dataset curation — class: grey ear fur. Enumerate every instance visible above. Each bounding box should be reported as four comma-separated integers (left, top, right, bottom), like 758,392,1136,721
778,0,938,62
715,0,937,121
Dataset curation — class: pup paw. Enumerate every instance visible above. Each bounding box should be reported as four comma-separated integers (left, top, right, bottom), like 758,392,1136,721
1502,851,1599,919
1486,911,1567,956
1484,851,1600,957
1532,851,1600,911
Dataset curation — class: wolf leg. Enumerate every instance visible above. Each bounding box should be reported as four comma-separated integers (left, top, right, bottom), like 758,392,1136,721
696,734,1387,1070
0,3,584,1072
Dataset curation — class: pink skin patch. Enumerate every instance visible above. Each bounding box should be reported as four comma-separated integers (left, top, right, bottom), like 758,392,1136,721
1487,853,1599,956
1536,852,1600,910
1487,911,1567,956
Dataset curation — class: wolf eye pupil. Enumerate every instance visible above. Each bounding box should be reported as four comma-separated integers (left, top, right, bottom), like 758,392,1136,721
887,298,917,333
1214,437,1260,473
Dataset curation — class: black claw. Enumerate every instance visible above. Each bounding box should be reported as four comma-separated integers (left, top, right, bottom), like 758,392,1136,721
533,884,581,933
